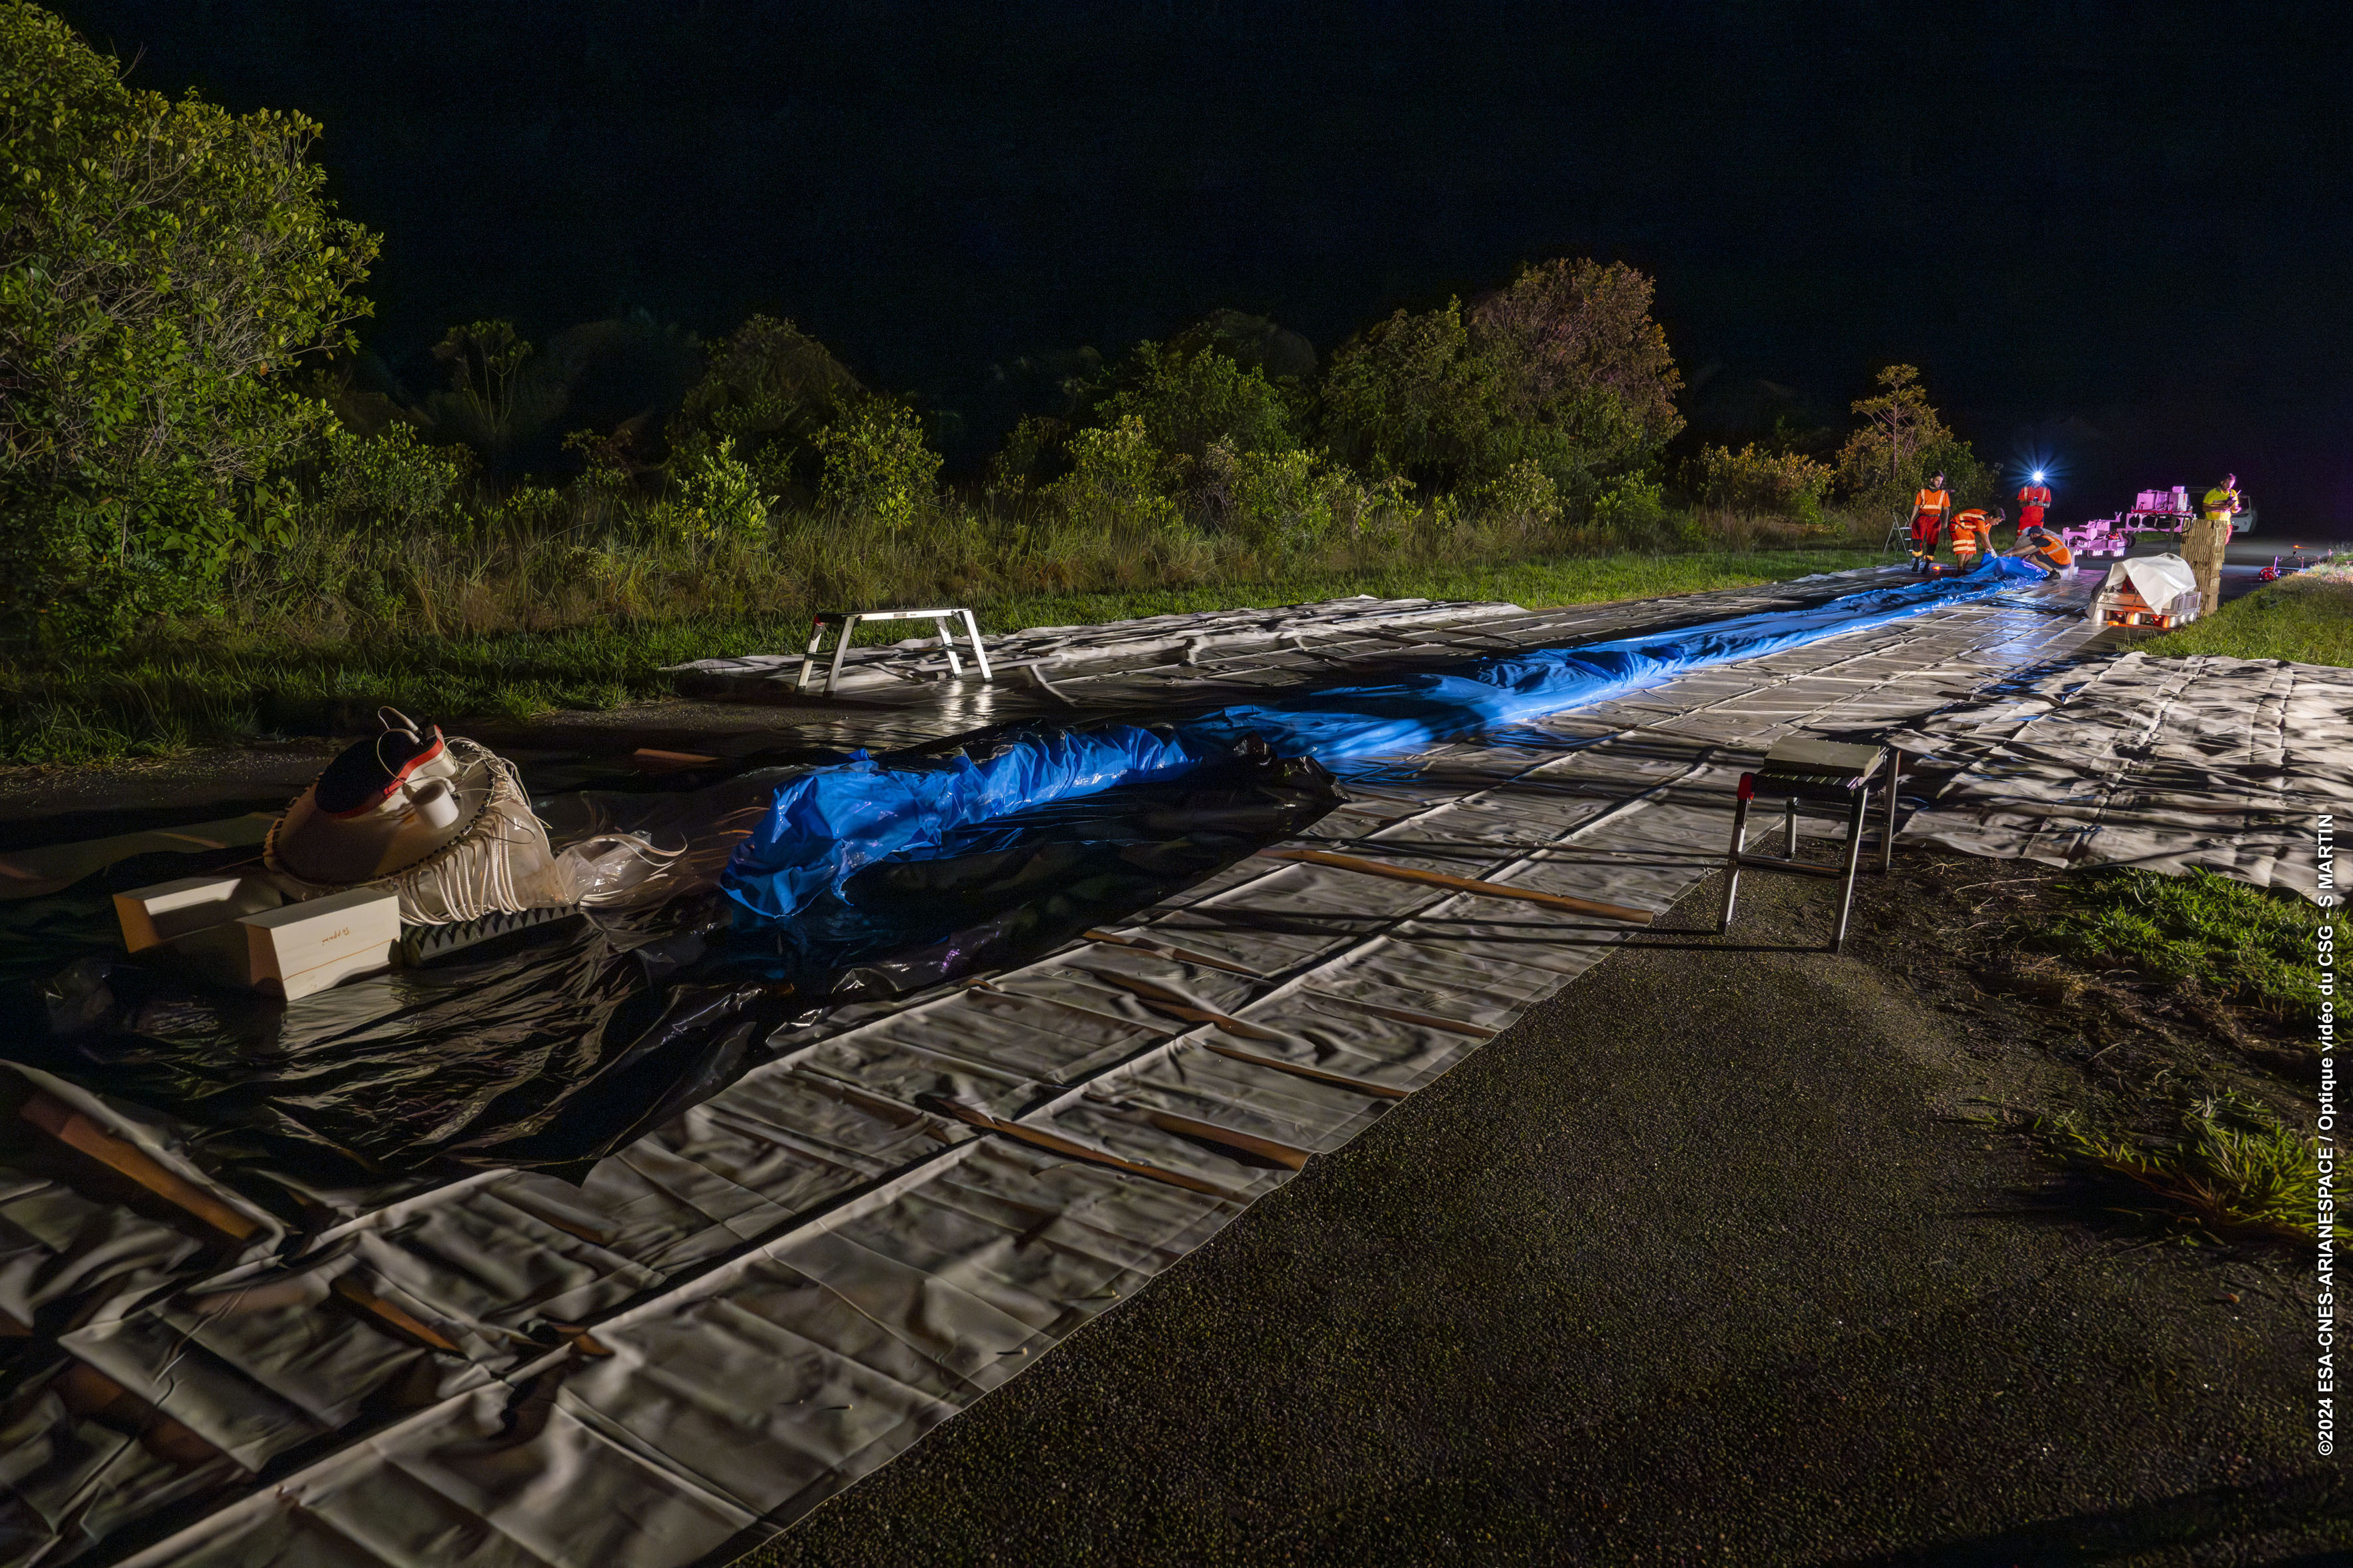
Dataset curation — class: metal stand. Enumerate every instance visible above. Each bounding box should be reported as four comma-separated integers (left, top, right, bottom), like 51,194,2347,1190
1707,746,1899,954
795,608,994,696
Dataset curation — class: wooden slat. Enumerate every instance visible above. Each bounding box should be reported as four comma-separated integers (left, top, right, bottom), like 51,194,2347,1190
19,1093,260,1241
1081,928,1262,977
329,1275,463,1353
1254,846,1653,924
918,1096,1242,1200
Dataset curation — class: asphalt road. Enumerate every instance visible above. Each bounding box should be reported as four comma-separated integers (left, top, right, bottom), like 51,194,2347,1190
746,863,2337,1567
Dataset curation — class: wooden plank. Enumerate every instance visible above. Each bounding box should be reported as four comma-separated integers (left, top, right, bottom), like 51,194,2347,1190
329,1275,463,1353
19,1092,261,1241
1254,846,1654,924
1082,928,1262,977
918,1096,1243,1201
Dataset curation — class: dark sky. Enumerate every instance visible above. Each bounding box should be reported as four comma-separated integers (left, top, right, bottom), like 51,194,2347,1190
51,0,2353,528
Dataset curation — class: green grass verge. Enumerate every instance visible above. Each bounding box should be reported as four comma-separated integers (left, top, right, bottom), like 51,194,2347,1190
2141,572,2353,668
2028,1095,2336,1245
0,548,1886,768
2039,866,2326,1020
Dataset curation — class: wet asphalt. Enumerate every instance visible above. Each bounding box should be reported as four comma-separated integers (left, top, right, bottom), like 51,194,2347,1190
745,865,2339,1567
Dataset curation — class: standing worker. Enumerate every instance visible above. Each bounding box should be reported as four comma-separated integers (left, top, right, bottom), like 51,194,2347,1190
2183,474,2241,612
1949,504,2005,569
2016,470,2053,543
1909,472,1953,574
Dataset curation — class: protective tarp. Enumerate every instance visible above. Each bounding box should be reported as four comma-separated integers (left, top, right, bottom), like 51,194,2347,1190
1,572,2146,1568
721,560,2043,923
0,754,1338,1206
722,726,1237,925
2091,554,2200,619
1893,647,2353,898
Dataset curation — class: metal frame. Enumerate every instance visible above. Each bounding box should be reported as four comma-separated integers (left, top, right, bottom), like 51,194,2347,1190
1705,748,1899,954
1586,748,1903,955
794,607,994,696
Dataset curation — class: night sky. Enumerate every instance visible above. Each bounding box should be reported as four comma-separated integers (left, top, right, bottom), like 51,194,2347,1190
49,0,2353,527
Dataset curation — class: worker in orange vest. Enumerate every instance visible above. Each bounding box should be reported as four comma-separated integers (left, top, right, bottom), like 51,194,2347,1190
1949,504,2005,568
1908,472,1953,574
2015,471,2053,540
2012,522,2075,574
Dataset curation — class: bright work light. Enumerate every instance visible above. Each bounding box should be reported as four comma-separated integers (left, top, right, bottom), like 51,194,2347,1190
2032,470,2045,482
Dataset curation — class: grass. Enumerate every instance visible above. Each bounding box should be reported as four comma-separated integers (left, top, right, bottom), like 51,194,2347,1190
2037,866,2327,1020
2027,1094,2335,1245
0,526,1886,767
2142,572,2353,668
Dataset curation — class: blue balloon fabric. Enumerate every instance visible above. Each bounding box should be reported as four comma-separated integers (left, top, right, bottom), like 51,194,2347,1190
721,560,2042,924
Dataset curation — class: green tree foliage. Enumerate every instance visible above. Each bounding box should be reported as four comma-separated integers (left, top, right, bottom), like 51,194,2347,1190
1097,339,1300,466
1834,365,1990,513
1697,442,1834,520
1045,414,1178,531
811,398,942,530
0,1,379,644
667,314,861,495
1317,258,1683,510
1470,257,1685,460
1316,297,1500,490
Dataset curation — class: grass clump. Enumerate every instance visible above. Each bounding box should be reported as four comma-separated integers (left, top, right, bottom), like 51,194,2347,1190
2028,1094,2336,1246
2141,572,2353,668
2040,866,2326,1020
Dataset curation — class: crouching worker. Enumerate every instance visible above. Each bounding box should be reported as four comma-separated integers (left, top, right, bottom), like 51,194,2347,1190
2011,522,2075,575
1949,505,2004,569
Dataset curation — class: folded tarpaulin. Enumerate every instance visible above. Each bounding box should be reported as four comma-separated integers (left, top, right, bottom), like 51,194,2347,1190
722,560,2044,924
722,726,1230,924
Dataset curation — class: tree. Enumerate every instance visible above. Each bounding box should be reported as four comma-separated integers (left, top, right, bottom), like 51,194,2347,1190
666,314,860,496
1316,298,1502,489
1095,339,1299,466
1834,365,1987,513
0,1,378,644
1317,259,1685,508
1471,258,1685,456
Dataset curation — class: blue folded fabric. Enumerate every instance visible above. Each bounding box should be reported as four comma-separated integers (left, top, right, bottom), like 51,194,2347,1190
722,560,2039,924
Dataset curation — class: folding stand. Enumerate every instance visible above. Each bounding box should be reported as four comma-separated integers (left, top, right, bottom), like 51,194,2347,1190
1587,736,1901,955
1706,738,1899,954
795,607,994,696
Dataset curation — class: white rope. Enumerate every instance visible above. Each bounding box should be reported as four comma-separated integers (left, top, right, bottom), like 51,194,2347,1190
268,740,574,924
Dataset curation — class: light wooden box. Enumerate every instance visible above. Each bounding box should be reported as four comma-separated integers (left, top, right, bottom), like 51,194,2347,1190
121,880,401,1000
112,874,284,952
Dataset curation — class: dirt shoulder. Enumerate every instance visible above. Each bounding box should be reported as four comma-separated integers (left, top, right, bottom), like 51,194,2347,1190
747,852,2335,1567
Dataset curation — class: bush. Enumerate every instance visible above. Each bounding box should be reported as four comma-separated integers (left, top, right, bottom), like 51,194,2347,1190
1098,340,1300,465
675,437,773,542
1471,459,1563,529
0,1,378,646
811,399,942,530
1045,415,1179,531
318,422,470,530
1589,475,1685,550
1697,443,1833,520
667,313,861,496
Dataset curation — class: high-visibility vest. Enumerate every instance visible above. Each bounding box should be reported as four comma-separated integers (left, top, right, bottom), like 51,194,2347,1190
2023,528,2073,567
2017,484,2051,510
1913,488,1951,520
2202,486,2238,522
1951,510,1990,550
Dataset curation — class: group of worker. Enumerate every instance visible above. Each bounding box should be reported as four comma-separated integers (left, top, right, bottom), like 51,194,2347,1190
1906,472,2245,608
1905,474,2071,575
